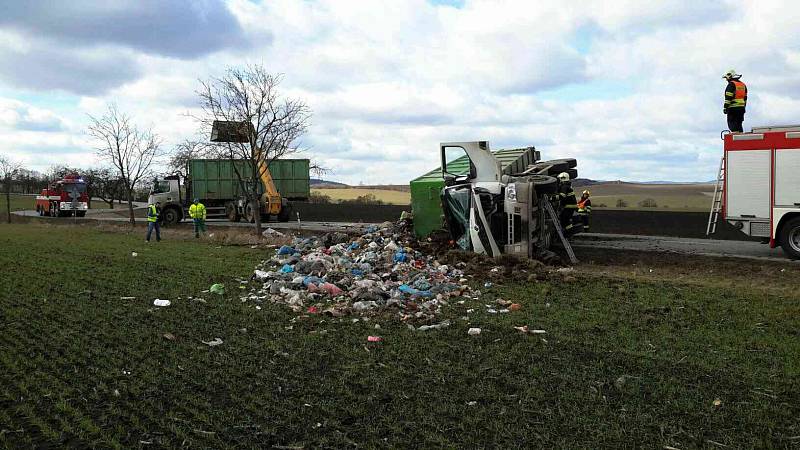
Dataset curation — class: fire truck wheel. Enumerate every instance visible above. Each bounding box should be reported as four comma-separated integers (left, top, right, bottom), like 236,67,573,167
529,174,558,195
779,216,800,259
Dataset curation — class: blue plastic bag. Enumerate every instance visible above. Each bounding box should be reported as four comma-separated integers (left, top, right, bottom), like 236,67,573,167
277,245,295,255
280,264,294,273
393,251,408,263
398,284,433,298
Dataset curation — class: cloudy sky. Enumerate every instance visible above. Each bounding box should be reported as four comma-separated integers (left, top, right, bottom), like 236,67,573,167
0,0,798,184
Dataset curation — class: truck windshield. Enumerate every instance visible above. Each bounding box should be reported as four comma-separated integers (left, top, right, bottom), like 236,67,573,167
151,181,171,194
62,182,87,193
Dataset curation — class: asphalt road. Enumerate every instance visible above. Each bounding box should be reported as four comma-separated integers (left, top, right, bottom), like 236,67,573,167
14,209,374,234
14,210,794,262
571,232,793,263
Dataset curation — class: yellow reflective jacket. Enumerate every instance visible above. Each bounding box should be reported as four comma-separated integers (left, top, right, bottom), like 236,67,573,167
189,203,206,220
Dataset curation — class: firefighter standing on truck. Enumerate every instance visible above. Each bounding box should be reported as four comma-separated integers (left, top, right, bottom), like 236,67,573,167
189,198,207,238
146,201,162,242
577,190,592,232
723,69,747,133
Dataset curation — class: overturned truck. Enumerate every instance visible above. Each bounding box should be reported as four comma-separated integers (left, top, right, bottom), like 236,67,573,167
410,141,579,258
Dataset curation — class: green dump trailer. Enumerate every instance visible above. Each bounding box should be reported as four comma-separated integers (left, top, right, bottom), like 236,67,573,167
409,147,538,238
188,159,310,201
149,159,310,224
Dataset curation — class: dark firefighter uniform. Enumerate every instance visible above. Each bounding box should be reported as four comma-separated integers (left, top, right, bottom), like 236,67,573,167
724,76,747,133
558,182,578,231
576,192,592,232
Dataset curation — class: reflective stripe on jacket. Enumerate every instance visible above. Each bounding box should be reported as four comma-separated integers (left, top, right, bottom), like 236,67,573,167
189,203,207,220
577,198,591,214
147,204,159,222
724,80,747,111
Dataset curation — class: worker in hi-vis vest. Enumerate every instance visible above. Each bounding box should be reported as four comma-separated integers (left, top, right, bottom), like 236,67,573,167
189,198,207,238
576,190,592,232
146,201,162,242
723,69,747,133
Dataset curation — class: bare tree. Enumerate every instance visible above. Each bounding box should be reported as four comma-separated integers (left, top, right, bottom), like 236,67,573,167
169,139,210,175
88,104,162,224
84,168,123,209
0,154,23,224
196,65,311,234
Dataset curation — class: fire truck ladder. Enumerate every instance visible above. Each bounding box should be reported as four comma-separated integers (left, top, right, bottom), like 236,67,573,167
706,157,725,235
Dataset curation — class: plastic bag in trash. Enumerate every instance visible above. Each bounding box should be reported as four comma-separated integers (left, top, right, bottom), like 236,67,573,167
277,245,295,255
153,299,170,307
398,284,432,298
209,284,225,295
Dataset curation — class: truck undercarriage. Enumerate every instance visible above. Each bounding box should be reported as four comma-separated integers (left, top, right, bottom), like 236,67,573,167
439,141,578,260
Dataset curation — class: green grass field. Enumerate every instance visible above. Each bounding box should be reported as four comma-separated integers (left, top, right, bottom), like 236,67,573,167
1,224,798,447
0,194,33,215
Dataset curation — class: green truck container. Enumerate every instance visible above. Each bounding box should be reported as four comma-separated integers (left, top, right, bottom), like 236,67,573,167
189,159,310,201
409,147,537,238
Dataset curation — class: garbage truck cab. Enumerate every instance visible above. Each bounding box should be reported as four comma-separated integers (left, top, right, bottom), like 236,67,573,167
439,141,578,259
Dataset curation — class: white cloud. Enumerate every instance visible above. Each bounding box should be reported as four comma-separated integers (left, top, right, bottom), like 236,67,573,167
1,0,799,185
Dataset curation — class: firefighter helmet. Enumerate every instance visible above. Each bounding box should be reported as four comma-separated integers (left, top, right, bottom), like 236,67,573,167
582,190,591,196
557,172,570,182
723,69,741,80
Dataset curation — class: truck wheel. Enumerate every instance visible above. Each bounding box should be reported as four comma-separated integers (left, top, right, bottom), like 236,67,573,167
226,202,240,222
162,207,180,225
277,200,292,222
245,204,256,223
548,158,577,168
530,161,569,176
567,168,578,180
76,211,86,218
530,175,558,195
779,217,800,259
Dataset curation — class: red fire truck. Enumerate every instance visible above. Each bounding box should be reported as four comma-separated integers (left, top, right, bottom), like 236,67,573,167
708,125,800,259
35,174,89,217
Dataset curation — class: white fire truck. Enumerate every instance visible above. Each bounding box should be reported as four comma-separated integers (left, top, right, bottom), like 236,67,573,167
708,125,800,259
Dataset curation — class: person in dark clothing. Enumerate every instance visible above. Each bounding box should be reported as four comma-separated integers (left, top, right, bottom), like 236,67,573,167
556,172,577,231
575,190,592,232
723,69,747,132
145,201,162,242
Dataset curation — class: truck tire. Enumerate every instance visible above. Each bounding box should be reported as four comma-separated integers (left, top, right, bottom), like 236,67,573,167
162,207,180,226
245,204,256,223
779,216,800,259
76,211,86,218
277,200,292,222
225,202,240,222
567,168,578,180
530,174,558,195
529,161,569,176
548,158,577,168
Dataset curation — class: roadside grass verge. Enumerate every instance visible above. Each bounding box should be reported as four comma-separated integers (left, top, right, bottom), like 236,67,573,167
1,224,798,448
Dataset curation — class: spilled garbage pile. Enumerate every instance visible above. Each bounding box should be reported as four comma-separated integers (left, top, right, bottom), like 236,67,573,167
248,221,475,322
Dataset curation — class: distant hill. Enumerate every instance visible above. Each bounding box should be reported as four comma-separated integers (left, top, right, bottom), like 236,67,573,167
310,178,347,187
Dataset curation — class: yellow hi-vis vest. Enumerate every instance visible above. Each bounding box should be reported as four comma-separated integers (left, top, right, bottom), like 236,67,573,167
189,203,207,220
147,204,158,222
